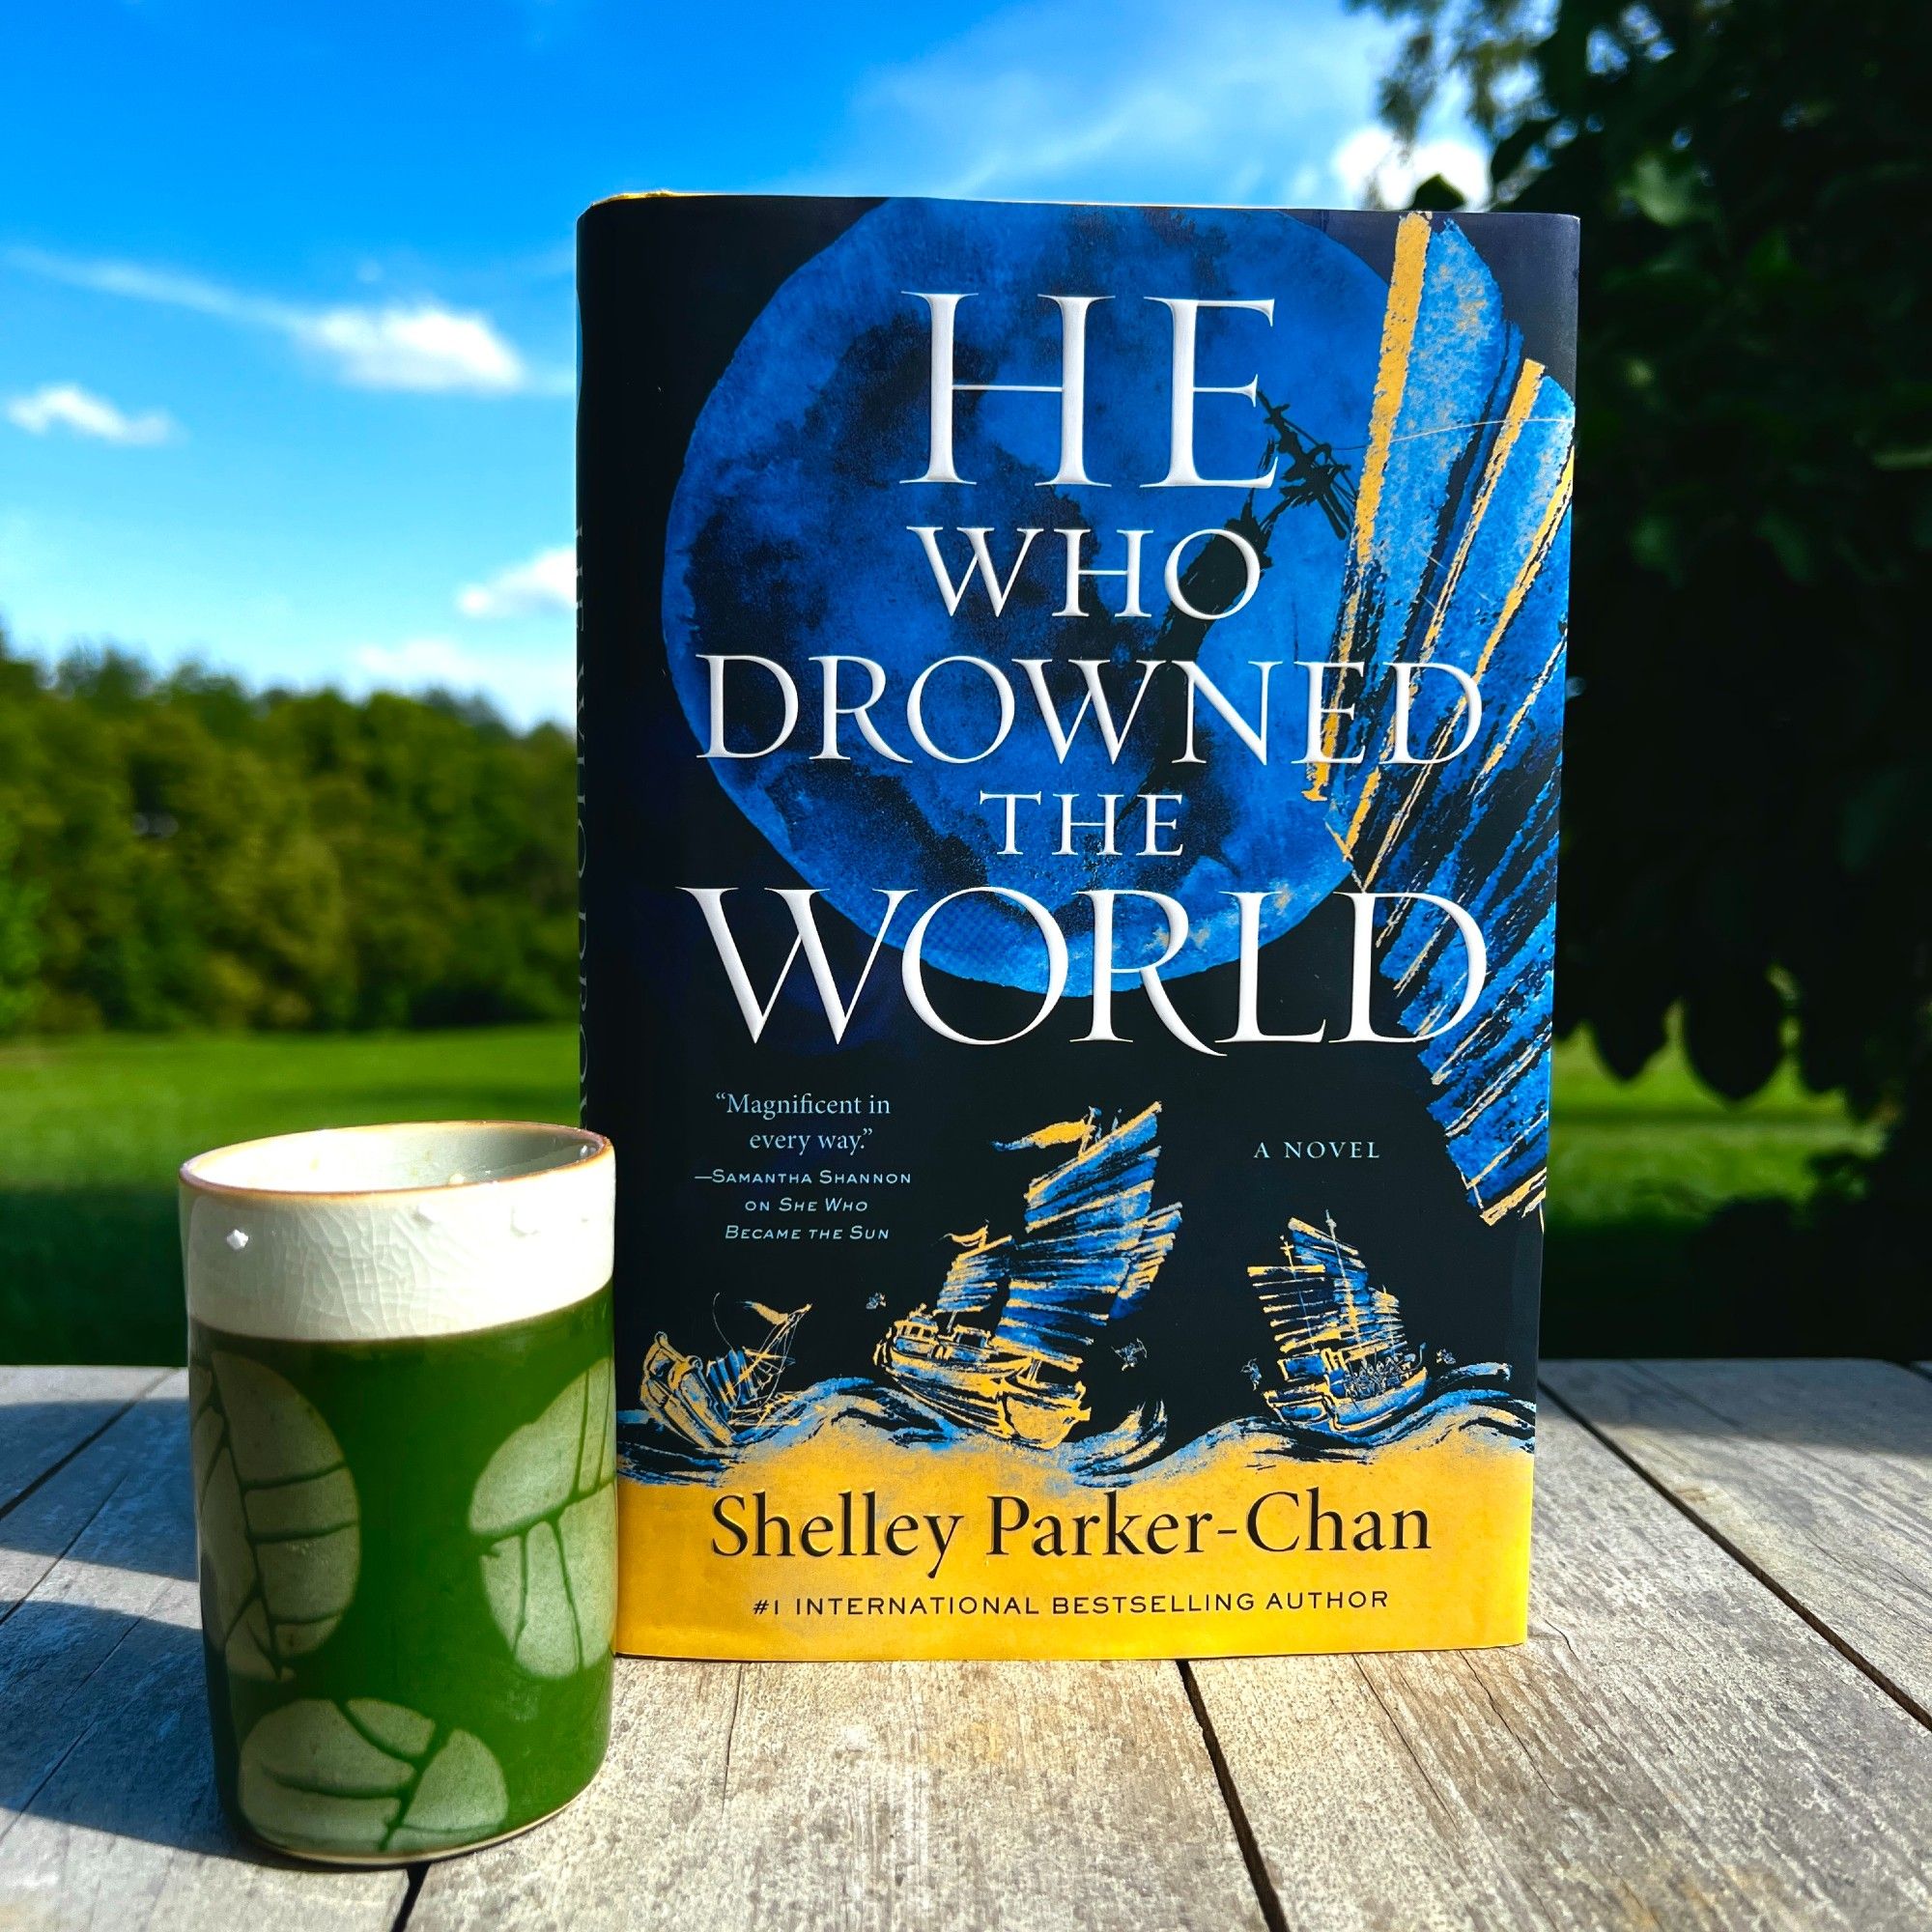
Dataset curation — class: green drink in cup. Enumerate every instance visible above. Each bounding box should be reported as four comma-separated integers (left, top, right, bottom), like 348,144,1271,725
179,1121,616,1863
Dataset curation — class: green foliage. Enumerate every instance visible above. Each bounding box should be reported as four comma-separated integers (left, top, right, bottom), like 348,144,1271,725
0,827,43,1034
0,630,577,1035
1354,0,1931,1287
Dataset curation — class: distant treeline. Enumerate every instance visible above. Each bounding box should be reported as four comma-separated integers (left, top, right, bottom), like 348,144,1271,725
0,633,576,1033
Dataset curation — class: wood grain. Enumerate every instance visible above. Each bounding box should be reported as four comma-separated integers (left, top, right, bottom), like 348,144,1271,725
1,1376,189,1620
1189,1406,1932,1932
412,1655,1265,1932
1544,1358,1932,1716
7,1364,1930,1930
0,1368,167,1516
0,1372,407,1931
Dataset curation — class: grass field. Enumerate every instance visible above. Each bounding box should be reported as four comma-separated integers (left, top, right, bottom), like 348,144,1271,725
0,1025,1875,1363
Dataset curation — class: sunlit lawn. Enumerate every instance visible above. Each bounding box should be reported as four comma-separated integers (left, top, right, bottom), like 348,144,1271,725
1,1027,578,1363
0,1025,1873,1363
1540,1037,1879,1353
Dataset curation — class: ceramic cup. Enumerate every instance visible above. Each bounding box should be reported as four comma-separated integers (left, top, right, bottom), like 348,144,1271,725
179,1121,616,1863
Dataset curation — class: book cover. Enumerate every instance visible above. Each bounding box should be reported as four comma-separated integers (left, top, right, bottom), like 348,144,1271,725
579,194,1577,1660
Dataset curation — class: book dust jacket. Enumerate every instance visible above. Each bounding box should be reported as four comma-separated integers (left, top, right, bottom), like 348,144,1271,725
579,194,1577,1660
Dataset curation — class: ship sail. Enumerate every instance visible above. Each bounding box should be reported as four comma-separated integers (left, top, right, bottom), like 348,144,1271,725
717,1303,810,1412
1252,1218,1408,1367
934,1231,1012,1320
1121,1203,1182,1316
877,1102,1181,1447
996,1117,1095,1151
1247,1214,1426,1437
992,1105,1180,1373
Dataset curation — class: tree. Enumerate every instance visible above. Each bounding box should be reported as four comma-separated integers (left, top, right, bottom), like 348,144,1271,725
0,631,579,1035
0,639,44,1030
1353,0,1931,1336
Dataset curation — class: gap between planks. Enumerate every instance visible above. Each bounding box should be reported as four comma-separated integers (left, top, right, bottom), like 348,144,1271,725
1179,1659,1291,1932
0,1366,172,1523
1189,1401,1932,1932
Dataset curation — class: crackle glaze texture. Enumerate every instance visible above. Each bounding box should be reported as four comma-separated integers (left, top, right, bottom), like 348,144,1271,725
181,1123,614,1343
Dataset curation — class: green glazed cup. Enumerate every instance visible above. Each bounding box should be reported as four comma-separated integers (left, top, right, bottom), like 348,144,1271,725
179,1121,616,1863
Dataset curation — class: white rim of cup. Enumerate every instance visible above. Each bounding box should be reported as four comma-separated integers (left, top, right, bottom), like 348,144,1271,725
180,1119,611,1200
180,1122,615,1343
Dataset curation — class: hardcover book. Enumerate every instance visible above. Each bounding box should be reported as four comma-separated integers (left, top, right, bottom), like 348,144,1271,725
579,193,1577,1660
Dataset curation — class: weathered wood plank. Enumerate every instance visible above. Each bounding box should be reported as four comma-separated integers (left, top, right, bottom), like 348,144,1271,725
0,1376,190,1620
412,1655,1265,1932
0,1373,407,1931
0,1367,167,1515
1191,1406,1932,1932
1544,1358,1932,1717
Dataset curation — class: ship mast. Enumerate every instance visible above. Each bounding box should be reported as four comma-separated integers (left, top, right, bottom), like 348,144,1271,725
1323,1210,1364,1347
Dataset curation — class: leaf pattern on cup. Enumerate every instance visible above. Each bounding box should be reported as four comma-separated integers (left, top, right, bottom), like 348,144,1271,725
190,1350,360,1682
468,1358,617,1677
239,1698,509,1856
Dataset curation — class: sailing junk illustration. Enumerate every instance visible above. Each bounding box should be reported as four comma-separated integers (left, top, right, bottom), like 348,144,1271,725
876,1105,1181,1448
1250,1215,1429,1437
638,1301,810,1451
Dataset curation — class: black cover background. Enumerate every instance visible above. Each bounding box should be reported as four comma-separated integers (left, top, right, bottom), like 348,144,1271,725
578,196,1562,1448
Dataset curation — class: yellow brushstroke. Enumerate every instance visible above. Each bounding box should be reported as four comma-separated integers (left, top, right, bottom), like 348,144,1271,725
1393,907,1464,999
1009,1119,1091,1150
1463,1138,1519,1190
1480,1169,1546,1225
1307,212,1432,806
1343,766,1383,857
1446,1039,1547,1142
1350,361,1550,832
1466,447,1574,695
1410,359,1547,672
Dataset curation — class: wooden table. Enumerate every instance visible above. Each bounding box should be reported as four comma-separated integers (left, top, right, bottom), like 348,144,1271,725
2,1362,1927,1930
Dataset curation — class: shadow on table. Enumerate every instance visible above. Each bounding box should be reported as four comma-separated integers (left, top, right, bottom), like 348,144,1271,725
0,1397,196,1578
1541,1360,1932,1457
0,1600,281,1866
3,1395,157,1485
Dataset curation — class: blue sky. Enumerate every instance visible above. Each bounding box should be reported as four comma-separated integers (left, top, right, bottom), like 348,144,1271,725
0,0,1482,725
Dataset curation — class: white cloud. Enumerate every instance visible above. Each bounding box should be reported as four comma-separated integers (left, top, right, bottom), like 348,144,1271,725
787,0,1400,205
293,304,536,394
8,248,567,398
6,382,180,445
1329,127,1491,209
353,637,571,727
457,544,576,619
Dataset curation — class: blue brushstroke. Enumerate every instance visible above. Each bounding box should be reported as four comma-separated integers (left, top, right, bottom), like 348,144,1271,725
1322,225,1574,1218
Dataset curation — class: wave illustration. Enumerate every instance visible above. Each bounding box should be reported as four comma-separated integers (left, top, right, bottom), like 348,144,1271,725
618,1364,1528,1489
1155,1365,1534,1475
